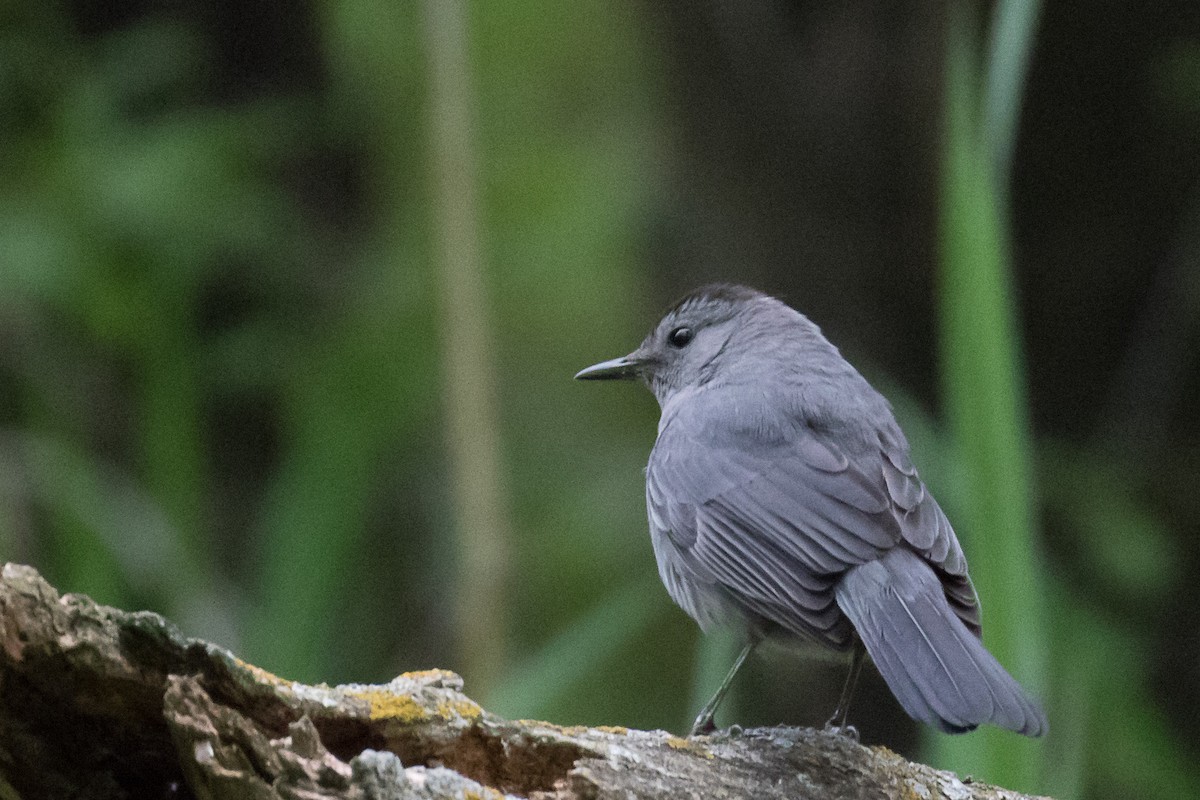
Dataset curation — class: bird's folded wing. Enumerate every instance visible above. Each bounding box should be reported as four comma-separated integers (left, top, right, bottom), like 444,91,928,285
647,422,979,643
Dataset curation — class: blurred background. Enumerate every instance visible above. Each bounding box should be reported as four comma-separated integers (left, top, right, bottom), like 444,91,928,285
1,1,1198,798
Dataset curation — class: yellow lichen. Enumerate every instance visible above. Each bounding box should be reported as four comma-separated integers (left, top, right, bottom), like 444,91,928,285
462,788,505,800
345,689,482,723
401,668,458,682
234,659,290,687
513,719,560,730
346,689,429,723
665,736,714,758
594,725,629,736
435,697,483,720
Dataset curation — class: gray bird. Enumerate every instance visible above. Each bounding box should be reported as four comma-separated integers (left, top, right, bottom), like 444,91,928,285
576,284,1047,738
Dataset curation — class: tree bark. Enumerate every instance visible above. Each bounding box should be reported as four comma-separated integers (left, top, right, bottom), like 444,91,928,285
0,563,1047,799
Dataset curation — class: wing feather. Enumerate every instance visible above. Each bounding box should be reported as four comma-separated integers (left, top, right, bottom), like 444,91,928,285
646,404,979,644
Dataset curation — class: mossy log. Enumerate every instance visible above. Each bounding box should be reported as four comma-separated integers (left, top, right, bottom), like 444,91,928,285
0,563,1047,799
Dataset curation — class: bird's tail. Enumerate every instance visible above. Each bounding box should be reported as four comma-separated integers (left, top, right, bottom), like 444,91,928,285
834,548,1047,736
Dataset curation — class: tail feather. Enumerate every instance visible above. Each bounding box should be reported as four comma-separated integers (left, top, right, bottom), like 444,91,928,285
835,548,1047,736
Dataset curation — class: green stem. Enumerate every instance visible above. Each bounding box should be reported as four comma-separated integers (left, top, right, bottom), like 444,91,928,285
423,0,513,698
927,4,1047,792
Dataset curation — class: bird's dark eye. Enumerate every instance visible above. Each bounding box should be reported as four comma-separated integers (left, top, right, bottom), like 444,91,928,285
667,326,694,348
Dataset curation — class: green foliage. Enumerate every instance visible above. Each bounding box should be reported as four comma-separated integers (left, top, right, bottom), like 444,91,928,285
928,2,1047,791
487,574,663,722
0,0,669,694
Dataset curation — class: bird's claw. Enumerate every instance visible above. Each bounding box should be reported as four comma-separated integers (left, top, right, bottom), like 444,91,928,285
689,714,717,737
822,722,860,741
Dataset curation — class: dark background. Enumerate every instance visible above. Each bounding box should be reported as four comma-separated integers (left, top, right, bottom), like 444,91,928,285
1,2,1197,798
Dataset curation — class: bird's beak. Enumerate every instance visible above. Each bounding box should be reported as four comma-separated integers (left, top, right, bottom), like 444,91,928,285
574,353,643,381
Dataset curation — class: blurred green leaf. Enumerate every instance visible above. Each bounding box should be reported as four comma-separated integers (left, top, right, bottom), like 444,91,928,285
1040,444,1178,602
1046,584,1200,800
928,2,1048,792
487,575,662,721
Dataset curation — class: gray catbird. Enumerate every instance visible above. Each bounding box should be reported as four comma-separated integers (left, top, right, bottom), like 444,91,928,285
576,284,1047,737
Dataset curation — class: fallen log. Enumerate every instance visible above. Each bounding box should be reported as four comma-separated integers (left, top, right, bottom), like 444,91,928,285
0,563,1046,799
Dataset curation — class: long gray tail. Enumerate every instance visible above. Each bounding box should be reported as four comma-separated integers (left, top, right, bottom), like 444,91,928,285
835,548,1047,736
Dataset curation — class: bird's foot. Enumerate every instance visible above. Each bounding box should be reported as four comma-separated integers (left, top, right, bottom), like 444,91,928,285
689,713,717,737
822,721,860,742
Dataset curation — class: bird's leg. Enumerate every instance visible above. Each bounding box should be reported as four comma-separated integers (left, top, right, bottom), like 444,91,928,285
824,641,866,739
689,641,756,737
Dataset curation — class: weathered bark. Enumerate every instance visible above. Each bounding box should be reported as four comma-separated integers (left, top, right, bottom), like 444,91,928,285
0,563,1047,799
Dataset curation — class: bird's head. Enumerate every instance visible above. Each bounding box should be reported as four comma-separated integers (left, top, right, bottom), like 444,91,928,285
575,283,777,407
